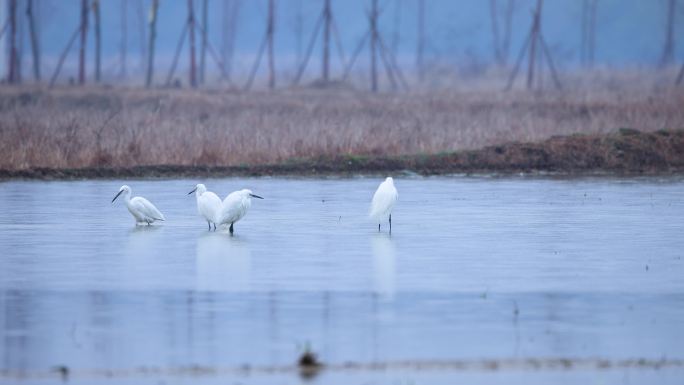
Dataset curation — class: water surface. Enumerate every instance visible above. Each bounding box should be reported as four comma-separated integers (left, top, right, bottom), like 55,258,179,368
1,176,683,384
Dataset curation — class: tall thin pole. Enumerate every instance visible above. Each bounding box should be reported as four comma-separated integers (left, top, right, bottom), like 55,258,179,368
588,0,597,67
416,0,424,82
370,0,378,92
146,0,159,87
17,0,23,81
502,0,514,65
8,0,17,83
200,0,208,84
93,0,101,82
661,0,676,67
137,0,146,71
120,0,127,78
490,0,502,65
391,0,401,55
27,0,41,80
267,0,275,89
188,0,197,87
526,0,542,90
322,0,331,81
79,0,89,85
222,0,229,74
295,0,303,64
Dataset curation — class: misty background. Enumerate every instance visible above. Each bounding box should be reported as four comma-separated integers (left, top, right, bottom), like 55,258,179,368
1,0,683,87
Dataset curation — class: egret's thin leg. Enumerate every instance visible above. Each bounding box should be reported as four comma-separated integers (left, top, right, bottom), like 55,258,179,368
229,223,234,235
389,214,392,233
378,223,381,232
207,221,211,231
213,223,217,231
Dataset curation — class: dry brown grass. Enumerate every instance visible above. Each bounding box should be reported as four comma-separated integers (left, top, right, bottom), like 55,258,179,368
0,83,683,171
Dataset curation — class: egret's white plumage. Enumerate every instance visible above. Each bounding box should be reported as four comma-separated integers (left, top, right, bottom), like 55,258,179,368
112,185,165,225
188,183,222,230
217,189,263,234
369,177,398,232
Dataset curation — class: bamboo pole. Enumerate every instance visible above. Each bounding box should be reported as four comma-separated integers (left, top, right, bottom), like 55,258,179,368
27,0,41,81
8,0,17,83
49,25,82,87
200,0,207,84
188,0,197,87
267,0,275,89
79,0,89,85
322,0,331,81
146,0,159,87
526,0,542,90
120,0,127,78
370,0,378,92
93,0,101,82
416,0,424,82
661,0,676,67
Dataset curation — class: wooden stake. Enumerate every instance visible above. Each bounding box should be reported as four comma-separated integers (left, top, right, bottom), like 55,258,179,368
526,0,542,90
49,25,82,87
661,0,676,67
27,0,41,81
490,0,503,65
79,0,89,85
504,27,532,90
676,63,684,85
292,12,323,85
121,0,127,78
8,0,17,83
93,0,101,82
166,22,188,86
194,20,233,84
416,0,425,81
267,0,275,89
322,0,331,81
188,0,197,87
370,0,378,92
342,29,370,80
200,0,208,84
146,0,159,87
501,0,514,65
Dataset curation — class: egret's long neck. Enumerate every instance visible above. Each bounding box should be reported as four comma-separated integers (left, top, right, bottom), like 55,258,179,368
123,191,132,205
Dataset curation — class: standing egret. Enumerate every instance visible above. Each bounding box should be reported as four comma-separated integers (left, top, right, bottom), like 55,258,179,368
112,185,165,225
369,177,398,233
188,183,222,230
217,189,263,234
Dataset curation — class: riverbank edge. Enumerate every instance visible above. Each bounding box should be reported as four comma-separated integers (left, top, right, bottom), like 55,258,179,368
3,129,683,180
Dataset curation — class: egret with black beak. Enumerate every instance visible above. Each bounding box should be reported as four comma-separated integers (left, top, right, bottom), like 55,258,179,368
188,183,222,230
217,189,264,235
112,185,165,225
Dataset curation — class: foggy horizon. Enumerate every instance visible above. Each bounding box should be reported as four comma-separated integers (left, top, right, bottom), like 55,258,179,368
1,0,683,86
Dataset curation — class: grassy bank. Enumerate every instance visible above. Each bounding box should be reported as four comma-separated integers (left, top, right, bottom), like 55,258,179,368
2,129,683,179
1,86,683,173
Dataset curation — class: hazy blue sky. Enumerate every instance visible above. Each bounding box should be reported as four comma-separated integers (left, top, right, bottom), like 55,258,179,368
3,0,683,81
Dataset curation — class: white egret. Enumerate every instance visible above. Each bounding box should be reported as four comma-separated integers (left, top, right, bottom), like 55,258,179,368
188,183,222,230
111,185,165,225
369,177,398,233
217,189,264,234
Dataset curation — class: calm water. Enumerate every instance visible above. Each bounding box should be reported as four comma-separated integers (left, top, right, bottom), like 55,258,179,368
1,176,683,384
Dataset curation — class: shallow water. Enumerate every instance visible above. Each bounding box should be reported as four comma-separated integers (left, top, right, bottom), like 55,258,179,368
1,176,683,384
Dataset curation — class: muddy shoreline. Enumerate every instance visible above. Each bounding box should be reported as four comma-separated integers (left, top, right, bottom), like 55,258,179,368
2,129,683,180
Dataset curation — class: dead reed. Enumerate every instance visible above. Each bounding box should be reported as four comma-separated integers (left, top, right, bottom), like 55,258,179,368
0,84,682,171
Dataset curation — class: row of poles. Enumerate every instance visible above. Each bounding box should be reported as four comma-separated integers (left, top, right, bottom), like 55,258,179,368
3,0,684,90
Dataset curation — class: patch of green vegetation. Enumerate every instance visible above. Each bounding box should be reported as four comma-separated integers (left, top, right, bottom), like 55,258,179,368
618,127,642,136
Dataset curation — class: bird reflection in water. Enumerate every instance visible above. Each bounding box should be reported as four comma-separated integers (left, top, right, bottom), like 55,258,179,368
195,233,252,292
371,234,397,300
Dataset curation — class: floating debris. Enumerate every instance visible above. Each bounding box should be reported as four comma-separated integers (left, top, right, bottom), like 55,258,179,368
298,346,323,379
